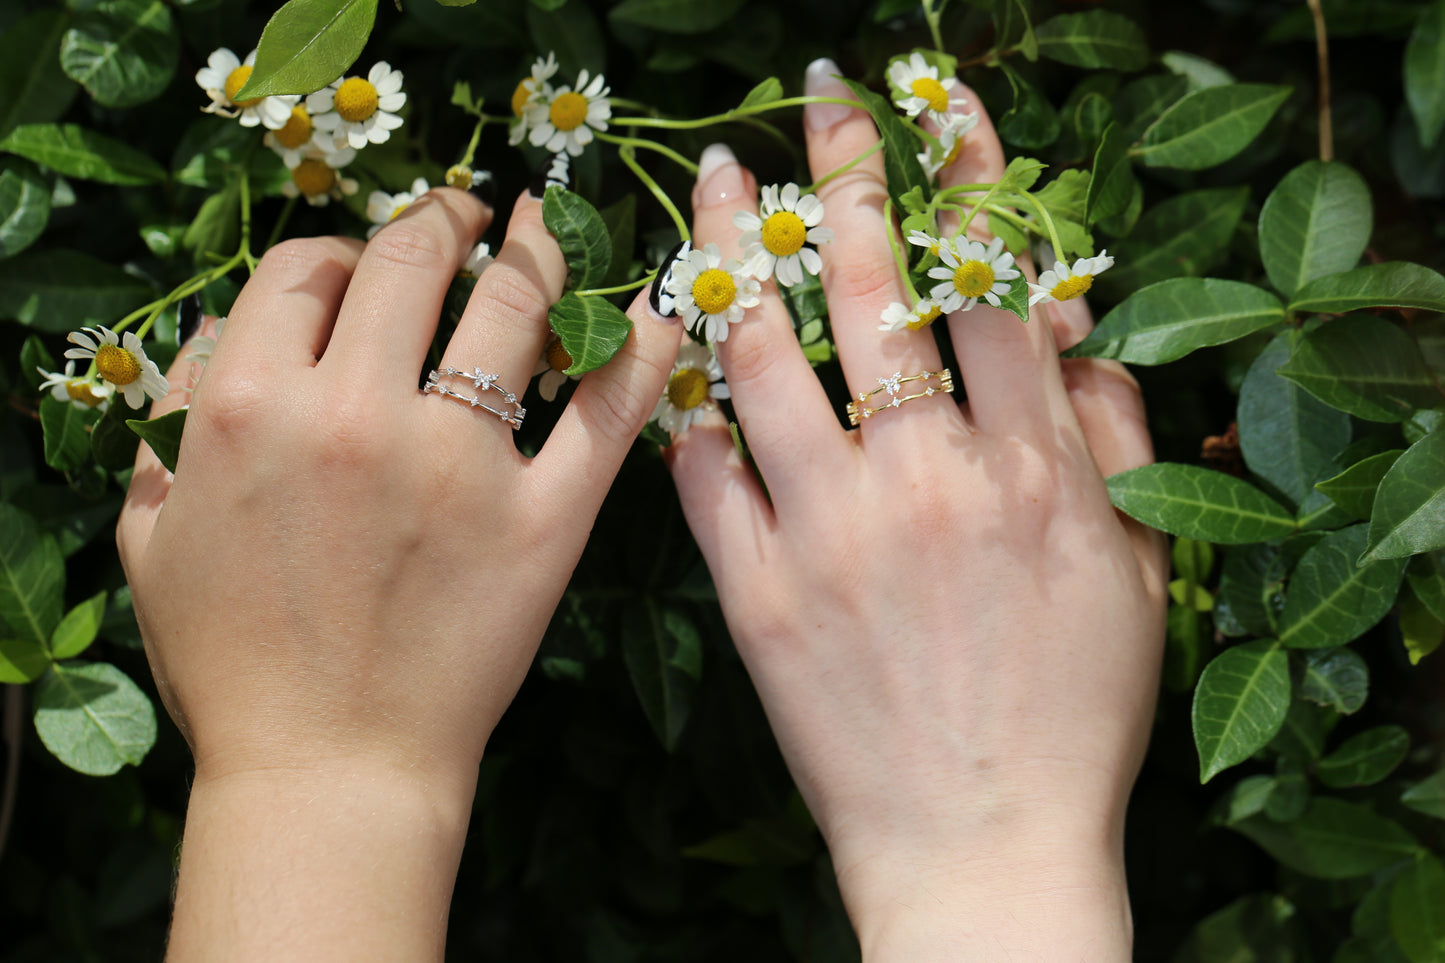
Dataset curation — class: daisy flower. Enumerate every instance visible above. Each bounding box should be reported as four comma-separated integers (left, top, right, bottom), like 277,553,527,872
928,236,1020,313
526,69,611,157
186,317,227,368
733,183,834,287
652,340,730,434
529,152,572,199
649,240,691,317
64,326,169,409
878,299,945,333
308,62,406,151
663,242,760,343
37,361,112,411
1028,251,1115,306
366,177,430,237
263,104,325,168
887,52,968,121
462,242,493,278
531,333,579,401
509,52,559,146
195,48,297,129
917,110,980,178
907,228,954,261
281,147,358,206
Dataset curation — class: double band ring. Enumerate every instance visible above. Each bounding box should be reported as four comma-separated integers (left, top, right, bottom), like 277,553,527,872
423,366,526,429
846,368,954,426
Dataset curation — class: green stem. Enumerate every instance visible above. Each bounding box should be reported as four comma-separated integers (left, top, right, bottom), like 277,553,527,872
597,131,699,175
804,141,883,193
458,115,485,169
884,197,920,304
612,96,859,131
1016,191,1065,262
921,0,946,52
576,272,657,298
238,170,257,273
265,195,298,251
618,146,690,242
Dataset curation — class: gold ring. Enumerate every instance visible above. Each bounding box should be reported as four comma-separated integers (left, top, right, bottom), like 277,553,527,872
846,368,953,426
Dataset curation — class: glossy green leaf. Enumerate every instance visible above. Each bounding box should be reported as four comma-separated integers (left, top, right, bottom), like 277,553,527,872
1299,646,1369,714
1234,797,1418,879
1402,584,1445,663
1215,542,1285,637
0,10,80,141
1362,428,1445,562
181,180,241,264
1266,757,1309,822
992,0,1038,60
1166,604,1206,693
0,156,50,258
0,635,50,683
50,591,106,661
1393,854,1445,962
1192,639,1290,782
1292,262,1445,314
1238,332,1352,509
60,0,178,108
0,123,166,185
621,600,696,751
1276,315,1439,422
1406,409,1445,445
0,249,152,333
1173,536,1215,583
33,661,156,776
738,77,783,109
547,292,632,377
1034,10,1149,71
90,393,141,472
1407,551,1445,622
1161,50,1235,90
1085,123,1135,227
1133,84,1291,170
1259,160,1372,298
1316,450,1404,520
996,63,1060,149
1113,73,1190,141
839,79,931,207
126,407,186,474
1269,695,1334,764
1350,877,1417,963
1315,726,1408,790
542,186,611,292
1406,0,1445,149
1279,524,1407,649
40,396,100,472
1402,769,1445,819
1213,774,1276,826
235,0,378,99
1100,187,1248,294
1067,279,1284,365
1107,463,1296,544
609,0,746,34
1172,894,1302,962
172,118,290,194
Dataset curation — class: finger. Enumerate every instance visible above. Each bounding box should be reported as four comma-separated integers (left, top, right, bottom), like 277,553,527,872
1043,291,1095,352
218,237,363,369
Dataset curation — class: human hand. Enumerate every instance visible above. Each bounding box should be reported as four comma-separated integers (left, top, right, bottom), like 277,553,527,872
665,61,1168,960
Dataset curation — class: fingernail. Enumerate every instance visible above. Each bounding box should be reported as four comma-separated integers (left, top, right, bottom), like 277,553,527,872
805,58,853,132
647,240,690,324
468,169,496,206
692,144,744,209
177,293,204,345
529,152,572,199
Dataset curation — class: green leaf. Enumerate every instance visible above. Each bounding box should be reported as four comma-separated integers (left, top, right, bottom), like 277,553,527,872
1166,604,1206,692
1161,50,1235,90
0,156,51,258
1100,186,1249,294
181,180,241,264
1259,161,1372,299
1299,646,1369,714
1173,536,1215,583
839,78,931,208
997,63,1060,149
126,408,187,474
526,0,605,78
1192,639,1290,782
1132,84,1292,170
0,10,80,141
992,0,1038,60
49,591,106,662
1234,797,1419,879
1034,10,1149,71
60,0,178,109
542,186,611,292
1391,852,1445,962
0,636,50,683
40,395,101,472
1401,584,1445,664
1113,73,1189,142
1402,770,1445,819
1279,524,1407,649
1237,332,1352,509
1362,428,1445,562
1084,123,1136,228
608,0,746,34
0,249,152,332
1107,463,1296,544
1316,450,1404,520
1270,695,1334,764
621,599,696,751
1276,315,1439,422
1173,894,1302,963
1408,551,1445,622
738,77,783,110
90,390,142,471
1317,725,1410,788
1290,262,1445,314
0,123,166,185
1212,774,1276,825
33,661,156,776
1406,0,1445,150
235,0,379,99
1066,278,1284,365
546,293,632,377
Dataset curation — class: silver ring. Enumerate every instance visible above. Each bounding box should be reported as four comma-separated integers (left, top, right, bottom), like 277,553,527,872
423,367,526,429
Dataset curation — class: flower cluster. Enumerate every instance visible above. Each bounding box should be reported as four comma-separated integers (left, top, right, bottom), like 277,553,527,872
509,54,612,157
37,326,169,411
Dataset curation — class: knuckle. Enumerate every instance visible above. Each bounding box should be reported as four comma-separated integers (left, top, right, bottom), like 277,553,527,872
258,237,349,281
477,262,552,327
192,368,272,440
364,223,450,273
581,363,655,446
822,248,900,309
718,324,780,388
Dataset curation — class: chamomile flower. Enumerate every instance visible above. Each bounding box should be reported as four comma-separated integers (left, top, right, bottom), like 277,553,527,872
195,48,298,129
887,52,968,121
663,242,760,344
531,333,579,401
462,242,494,277
281,147,358,206
308,62,406,151
64,326,168,409
509,52,559,146
878,299,945,333
907,229,954,260
652,340,729,434
263,104,324,168
917,110,980,178
733,183,834,287
1028,251,1115,306
526,69,611,157
36,361,112,411
186,317,227,368
928,236,1020,313
366,177,430,237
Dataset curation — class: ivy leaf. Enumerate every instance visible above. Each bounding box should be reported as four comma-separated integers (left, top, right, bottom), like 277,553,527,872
1258,160,1372,299
1290,262,1445,314
1361,428,1445,563
1066,278,1284,365
1299,646,1369,714
738,77,783,109
1107,463,1297,544
1192,639,1290,782
1317,725,1410,788
33,661,157,776
0,636,50,684
609,0,746,34
1132,83,1291,170
839,78,931,208
1391,852,1445,962
126,408,188,475
621,599,697,751
1033,10,1149,71
50,591,106,661
996,63,1060,149
1100,187,1249,295
1403,770,1445,820
1276,315,1439,422
0,10,80,141
60,0,178,109
40,396,101,472
1085,123,1135,227
547,292,632,377
1406,0,1445,149
1233,798,1419,879
234,0,379,99
1279,524,1407,649
0,156,51,259
542,186,611,292
1315,450,1404,520
0,123,166,185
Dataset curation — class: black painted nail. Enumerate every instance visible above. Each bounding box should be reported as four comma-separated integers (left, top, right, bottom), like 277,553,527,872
529,152,573,199
648,239,690,320
177,293,204,344
468,168,496,206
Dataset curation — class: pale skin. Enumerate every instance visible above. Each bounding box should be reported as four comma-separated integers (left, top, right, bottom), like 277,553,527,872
116,57,1166,961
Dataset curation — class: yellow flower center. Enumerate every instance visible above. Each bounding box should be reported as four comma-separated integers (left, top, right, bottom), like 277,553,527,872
666,368,710,411
65,380,107,407
292,158,336,197
906,304,944,331
910,76,949,113
952,260,996,298
942,136,963,167
446,164,473,189
761,210,807,257
224,65,260,108
549,91,589,132
1051,274,1094,300
95,344,141,386
692,269,736,316
273,105,313,149
388,201,411,221
546,338,573,373
512,79,532,118
334,77,379,123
